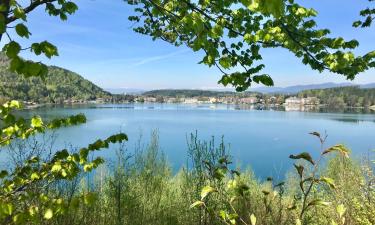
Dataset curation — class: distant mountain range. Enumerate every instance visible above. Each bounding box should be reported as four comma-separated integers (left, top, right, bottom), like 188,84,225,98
105,88,146,94
107,82,375,95
359,83,375,89
251,82,375,94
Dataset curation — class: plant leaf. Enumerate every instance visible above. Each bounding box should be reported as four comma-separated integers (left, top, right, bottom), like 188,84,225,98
307,199,331,208
200,186,216,200
44,209,53,219
294,164,304,178
289,152,315,165
337,204,346,218
309,131,321,138
250,214,257,225
320,177,336,189
190,201,204,208
322,144,349,158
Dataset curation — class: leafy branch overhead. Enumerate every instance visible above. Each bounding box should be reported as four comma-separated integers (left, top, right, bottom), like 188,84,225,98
0,1,129,224
127,0,375,91
0,0,78,79
353,0,375,28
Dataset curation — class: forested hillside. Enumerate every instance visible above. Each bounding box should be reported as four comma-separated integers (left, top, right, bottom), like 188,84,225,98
0,53,111,103
298,86,375,108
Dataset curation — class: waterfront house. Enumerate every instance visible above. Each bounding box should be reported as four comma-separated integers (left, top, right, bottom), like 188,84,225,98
239,97,258,104
184,98,198,104
285,97,302,105
302,97,319,105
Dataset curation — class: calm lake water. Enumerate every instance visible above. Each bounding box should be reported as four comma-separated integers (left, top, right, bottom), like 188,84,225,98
9,103,375,178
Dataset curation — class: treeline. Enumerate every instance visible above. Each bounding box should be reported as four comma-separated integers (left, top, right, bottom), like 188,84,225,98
0,53,111,104
143,87,375,108
143,89,259,98
298,86,375,108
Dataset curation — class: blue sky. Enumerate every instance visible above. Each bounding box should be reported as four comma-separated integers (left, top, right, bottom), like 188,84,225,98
1,0,375,89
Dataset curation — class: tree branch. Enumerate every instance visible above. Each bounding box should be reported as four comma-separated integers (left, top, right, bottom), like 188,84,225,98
6,0,57,24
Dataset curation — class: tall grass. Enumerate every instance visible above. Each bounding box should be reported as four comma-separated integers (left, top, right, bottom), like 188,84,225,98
4,131,375,225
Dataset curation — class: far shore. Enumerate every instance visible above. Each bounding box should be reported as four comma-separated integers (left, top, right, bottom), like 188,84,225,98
22,101,375,113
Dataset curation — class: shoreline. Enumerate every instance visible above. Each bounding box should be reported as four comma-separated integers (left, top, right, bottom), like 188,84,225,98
22,101,375,114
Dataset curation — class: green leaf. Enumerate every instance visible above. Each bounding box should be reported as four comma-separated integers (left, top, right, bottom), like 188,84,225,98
44,209,53,219
352,21,362,27
40,41,59,58
219,56,232,69
213,167,227,180
15,23,31,38
63,2,78,14
51,163,62,173
190,201,204,208
320,177,336,189
83,192,97,205
307,199,331,207
0,170,9,178
31,116,43,128
2,203,13,215
4,41,21,58
289,152,315,165
253,74,274,86
309,131,321,138
250,214,257,225
211,24,223,38
294,164,304,178
322,144,349,158
244,0,285,18
8,100,21,108
337,204,346,218
200,186,216,200
13,7,26,21
83,164,93,172
31,172,40,180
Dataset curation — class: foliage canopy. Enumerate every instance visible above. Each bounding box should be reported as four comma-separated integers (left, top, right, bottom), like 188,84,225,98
127,0,375,91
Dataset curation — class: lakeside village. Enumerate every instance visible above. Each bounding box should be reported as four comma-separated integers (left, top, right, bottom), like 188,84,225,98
130,95,322,111
47,94,324,111
22,92,375,111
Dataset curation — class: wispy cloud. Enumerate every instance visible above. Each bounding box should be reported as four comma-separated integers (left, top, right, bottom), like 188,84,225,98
130,49,190,67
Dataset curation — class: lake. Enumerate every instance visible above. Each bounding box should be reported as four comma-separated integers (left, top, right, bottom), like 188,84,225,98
9,103,375,178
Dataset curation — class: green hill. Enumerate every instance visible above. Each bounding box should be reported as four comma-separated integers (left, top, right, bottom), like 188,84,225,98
297,86,375,108
0,53,111,104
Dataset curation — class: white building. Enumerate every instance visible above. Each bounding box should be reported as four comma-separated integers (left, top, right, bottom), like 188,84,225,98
285,97,302,105
239,97,258,104
285,97,319,106
184,98,198,104
302,97,319,105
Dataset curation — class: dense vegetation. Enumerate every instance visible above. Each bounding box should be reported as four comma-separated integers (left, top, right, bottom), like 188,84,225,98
143,87,375,109
0,53,111,104
3,132,373,225
298,86,375,108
